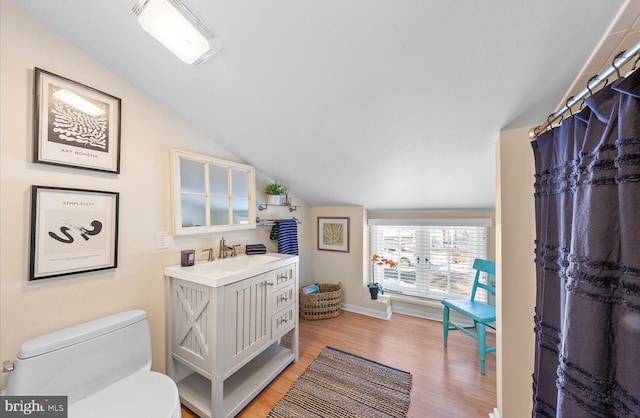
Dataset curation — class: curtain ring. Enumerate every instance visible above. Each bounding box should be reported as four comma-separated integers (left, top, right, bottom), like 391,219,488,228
586,75,597,96
633,54,640,71
612,50,625,79
566,97,574,117
547,113,555,125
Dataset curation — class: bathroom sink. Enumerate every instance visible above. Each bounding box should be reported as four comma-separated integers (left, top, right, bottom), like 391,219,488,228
207,254,284,271
164,253,298,287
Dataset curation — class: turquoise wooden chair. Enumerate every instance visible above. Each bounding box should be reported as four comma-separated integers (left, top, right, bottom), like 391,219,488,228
441,258,496,374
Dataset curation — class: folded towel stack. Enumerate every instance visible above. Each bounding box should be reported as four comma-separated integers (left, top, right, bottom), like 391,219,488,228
246,243,267,255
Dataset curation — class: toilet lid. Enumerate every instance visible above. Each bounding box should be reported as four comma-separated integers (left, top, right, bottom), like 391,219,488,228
69,371,180,418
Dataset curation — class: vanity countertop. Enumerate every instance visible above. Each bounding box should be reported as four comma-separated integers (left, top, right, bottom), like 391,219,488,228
164,253,298,287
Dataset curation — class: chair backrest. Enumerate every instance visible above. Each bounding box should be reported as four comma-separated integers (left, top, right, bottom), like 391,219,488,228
470,259,496,301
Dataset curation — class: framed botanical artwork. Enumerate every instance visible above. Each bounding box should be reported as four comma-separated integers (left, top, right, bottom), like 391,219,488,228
318,217,350,252
29,185,119,281
33,68,122,173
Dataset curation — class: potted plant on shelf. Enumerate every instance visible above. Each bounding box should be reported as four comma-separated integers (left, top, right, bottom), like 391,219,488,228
369,254,396,300
264,181,285,205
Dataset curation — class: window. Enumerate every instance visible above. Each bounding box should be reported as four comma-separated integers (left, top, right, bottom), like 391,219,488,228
369,219,490,301
172,149,256,235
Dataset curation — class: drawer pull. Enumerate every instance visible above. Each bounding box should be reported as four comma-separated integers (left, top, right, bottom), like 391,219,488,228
280,295,289,302
266,281,274,286
280,317,289,324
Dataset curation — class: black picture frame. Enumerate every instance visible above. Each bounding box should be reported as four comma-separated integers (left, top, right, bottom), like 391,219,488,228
33,68,122,173
29,185,119,281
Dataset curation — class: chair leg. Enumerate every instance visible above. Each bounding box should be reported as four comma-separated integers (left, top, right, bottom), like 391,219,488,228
443,306,450,347
477,321,486,374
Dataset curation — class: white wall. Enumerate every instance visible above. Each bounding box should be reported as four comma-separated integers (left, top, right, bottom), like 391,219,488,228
0,2,309,390
496,127,536,417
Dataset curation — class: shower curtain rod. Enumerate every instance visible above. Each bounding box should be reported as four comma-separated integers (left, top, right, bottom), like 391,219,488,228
529,39,640,139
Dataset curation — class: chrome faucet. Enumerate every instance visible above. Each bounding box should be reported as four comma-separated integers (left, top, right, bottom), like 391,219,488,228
219,237,235,259
202,248,214,262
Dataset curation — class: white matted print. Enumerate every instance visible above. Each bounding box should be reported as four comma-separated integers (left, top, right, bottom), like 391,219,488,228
34,68,121,173
30,186,119,280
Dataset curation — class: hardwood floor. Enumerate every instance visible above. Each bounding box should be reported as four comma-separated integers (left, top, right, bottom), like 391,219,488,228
181,311,496,418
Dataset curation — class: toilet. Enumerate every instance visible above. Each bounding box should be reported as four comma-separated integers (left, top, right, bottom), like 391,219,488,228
6,310,181,418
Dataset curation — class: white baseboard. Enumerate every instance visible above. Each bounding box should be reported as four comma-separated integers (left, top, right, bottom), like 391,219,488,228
391,302,477,328
341,303,392,320
341,296,494,330
391,303,445,322
488,407,500,418
341,299,472,324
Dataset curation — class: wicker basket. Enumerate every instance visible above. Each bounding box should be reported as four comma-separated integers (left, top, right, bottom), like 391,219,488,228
299,282,342,320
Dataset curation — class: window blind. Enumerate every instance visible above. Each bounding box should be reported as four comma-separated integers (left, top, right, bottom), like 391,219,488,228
369,219,490,301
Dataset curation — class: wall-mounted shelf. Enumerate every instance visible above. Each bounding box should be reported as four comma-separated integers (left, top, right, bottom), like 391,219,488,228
258,204,298,212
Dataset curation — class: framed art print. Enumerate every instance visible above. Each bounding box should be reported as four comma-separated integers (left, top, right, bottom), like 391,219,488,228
317,217,349,252
29,186,119,280
33,68,122,173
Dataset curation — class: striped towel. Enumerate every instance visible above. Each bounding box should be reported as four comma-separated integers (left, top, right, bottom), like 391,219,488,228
246,244,267,255
269,219,299,255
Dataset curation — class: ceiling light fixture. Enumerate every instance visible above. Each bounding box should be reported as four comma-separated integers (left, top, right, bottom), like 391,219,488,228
132,0,222,65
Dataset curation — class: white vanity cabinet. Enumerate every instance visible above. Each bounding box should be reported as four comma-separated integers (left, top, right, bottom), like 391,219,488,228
164,254,299,418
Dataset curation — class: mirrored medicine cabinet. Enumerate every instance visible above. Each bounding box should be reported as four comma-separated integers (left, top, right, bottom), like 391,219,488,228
172,149,256,235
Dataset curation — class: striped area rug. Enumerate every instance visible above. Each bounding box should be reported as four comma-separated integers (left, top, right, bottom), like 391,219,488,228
268,346,412,418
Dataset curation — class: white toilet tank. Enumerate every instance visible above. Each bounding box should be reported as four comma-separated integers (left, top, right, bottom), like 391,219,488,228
6,310,181,418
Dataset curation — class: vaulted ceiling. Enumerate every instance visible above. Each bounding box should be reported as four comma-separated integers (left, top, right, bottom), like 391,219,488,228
10,0,630,210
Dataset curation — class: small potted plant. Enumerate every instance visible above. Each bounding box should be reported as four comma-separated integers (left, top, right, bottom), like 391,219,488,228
264,181,285,205
367,282,384,300
369,254,396,300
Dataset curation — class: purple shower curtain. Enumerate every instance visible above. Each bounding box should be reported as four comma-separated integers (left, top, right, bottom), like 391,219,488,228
531,69,640,417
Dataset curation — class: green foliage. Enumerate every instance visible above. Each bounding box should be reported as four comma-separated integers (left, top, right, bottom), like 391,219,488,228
265,181,285,195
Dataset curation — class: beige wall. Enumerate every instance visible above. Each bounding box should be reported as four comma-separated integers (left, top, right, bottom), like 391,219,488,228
0,2,309,390
496,127,536,417
308,208,496,318
309,206,388,317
